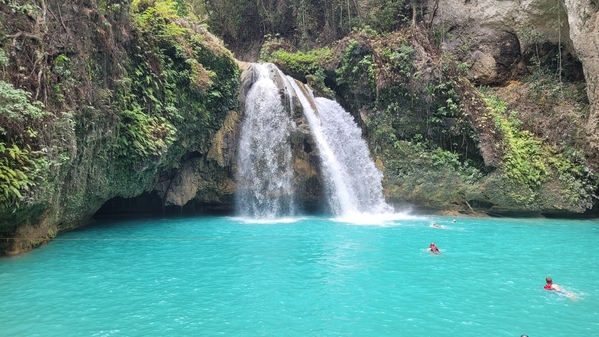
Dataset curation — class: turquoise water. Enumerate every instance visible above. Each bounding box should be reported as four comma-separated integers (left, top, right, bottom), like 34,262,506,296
1,215,598,336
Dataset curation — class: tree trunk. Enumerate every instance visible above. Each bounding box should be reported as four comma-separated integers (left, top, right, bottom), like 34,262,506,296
412,1,417,27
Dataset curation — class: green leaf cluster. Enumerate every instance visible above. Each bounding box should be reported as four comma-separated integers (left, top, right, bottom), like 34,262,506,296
0,49,8,67
0,0,39,16
336,39,375,92
0,80,49,205
114,0,240,163
483,92,594,203
118,104,176,158
0,81,47,141
132,0,183,34
0,143,40,204
483,94,548,187
265,46,333,97
381,44,414,78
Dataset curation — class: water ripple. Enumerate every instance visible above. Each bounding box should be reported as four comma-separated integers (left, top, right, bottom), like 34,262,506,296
1,216,598,336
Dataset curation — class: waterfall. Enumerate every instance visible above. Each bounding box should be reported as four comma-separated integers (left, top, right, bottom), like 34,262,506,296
236,63,392,219
283,77,393,218
235,64,296,218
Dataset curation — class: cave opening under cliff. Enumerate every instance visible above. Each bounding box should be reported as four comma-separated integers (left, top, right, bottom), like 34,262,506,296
94,191,233,218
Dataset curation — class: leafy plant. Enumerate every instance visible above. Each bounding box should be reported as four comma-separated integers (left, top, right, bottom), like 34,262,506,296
381,44,414,77
0,80,49,205
53,54,71,78
117,103,176,158
0,0,39,16
0,80,47,143
483,93,548,186
114,0,239,163
336,39,375,92
0,142,40,204
0,48,8,68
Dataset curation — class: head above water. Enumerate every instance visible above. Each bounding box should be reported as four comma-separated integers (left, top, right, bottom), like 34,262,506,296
430,242,435,246
546,277,553,284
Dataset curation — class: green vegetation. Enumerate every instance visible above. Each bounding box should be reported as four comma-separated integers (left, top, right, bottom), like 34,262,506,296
0,49,8,68
267,48,331,76
483,94,548,187
0,0,240,217
0,80,49,205
192,0,411,49
380,43,414,78
336,39,376,93
117,104,177,158
482,92,595,207
360,0,406,33
262,42,334,97
0,0,38,16
114,0,239,162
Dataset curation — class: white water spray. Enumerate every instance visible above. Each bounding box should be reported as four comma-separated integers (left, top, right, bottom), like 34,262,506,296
235,64,296,218
282,76,393,218
236,63,393,220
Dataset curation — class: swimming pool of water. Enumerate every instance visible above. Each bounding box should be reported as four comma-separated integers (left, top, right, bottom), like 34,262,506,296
1,215,598,336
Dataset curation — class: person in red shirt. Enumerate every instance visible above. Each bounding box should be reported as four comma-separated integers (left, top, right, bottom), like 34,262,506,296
427,242,440,254
544,277,561,291
544,276,575,298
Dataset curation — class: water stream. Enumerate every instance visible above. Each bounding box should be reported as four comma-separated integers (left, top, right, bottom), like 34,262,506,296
237,63,392,219
235,64,296,218
285,77,392,217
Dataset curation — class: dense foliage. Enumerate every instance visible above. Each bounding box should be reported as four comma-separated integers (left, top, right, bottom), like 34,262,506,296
0,80,49,205
116,0,239,163
0,0,241,255
181,0,415,52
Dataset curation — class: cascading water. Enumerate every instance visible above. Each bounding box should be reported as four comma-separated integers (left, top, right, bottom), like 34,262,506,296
282,76,393,218
235,64,296,218
236,63,392,219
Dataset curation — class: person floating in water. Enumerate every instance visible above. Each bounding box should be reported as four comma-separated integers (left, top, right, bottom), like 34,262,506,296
430,222,449,229
544,276,575,298
544,277,561,291
427,242,440,254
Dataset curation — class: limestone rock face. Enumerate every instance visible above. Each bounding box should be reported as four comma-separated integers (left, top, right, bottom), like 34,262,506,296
455,28,522,85
160,156,235,208
0,0,241,254
431,0,574,83
562,0,599,168
429,0,599,170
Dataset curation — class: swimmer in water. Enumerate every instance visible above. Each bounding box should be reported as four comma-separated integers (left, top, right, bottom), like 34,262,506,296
544,277,575,298
427,242,440,254
544,277,561,291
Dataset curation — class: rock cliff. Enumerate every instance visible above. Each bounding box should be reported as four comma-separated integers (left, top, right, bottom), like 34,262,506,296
429,0,599,170
0,0,240,254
